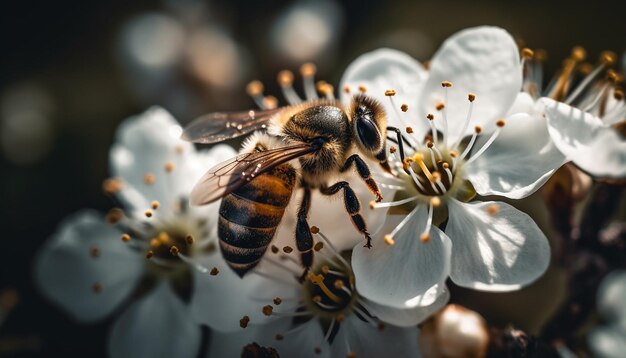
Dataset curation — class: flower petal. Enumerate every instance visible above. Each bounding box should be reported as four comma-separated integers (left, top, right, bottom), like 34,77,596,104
464,113,565,199
541,98,626,178
108,282,201,358
189,254,299,332
34,210,144,322
109,107,210,213
588,326,626,358
361,287,449,327
597,270,626,320
352,207,451,309
331,315,420,358
446,199,550,291
339,48,429,135
419,26,521,143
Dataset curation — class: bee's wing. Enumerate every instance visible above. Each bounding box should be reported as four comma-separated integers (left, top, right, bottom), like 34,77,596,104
190,142,319,205
181,108,282,144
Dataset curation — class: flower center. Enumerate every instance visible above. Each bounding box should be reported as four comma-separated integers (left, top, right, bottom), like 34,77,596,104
303,261,356,317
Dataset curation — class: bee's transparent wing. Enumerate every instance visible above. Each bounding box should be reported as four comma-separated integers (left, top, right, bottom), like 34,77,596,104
181,108,282,144
190,142,319,205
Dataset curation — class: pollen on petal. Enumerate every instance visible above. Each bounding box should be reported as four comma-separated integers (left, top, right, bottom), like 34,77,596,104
210,267,219,276
121,234,131,242
240,315,250,328
262,305,273,316
273,297,282,305
144,173,155,185
164,162,175,173
487,204,499,216
282,246,293,254
144,210,153,218
401,104,409,112
92,282,102,293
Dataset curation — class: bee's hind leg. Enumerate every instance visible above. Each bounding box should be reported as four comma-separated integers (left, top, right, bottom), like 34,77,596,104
296,185,314,282
320,182,373,248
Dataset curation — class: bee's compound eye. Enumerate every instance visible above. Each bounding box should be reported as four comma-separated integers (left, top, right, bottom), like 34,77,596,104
356,116,381,152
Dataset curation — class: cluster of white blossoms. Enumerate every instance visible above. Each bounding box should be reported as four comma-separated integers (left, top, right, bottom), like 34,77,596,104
34,26,625,357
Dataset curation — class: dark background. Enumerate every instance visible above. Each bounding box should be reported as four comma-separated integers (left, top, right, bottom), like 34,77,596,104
0,0,624,356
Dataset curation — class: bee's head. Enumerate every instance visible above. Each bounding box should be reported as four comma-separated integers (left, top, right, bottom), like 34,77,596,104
349,94,387,159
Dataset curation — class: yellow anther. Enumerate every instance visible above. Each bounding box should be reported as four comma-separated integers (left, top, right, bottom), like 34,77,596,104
300,63,317,77
144,173,155,185
321,265,330,274
210,267,219,275
468,93,476,102
121,234,131,242
150,238,161,247
450,150,458,158
384,89,396,96
571,46,586,62
600,51,617,65
263,96,278,109
441,81,453,88
442,162,450,169
102,178,123,194
334,280,344,289
151,200,160,210
307,272,341,303
496,119,506,128
369,201,376,209
487,204,499,216
436,102,445,111
310,226,320,234
474,125,482,134
426,113,435,120
430,197,441,207
169,246,179,256
384,234,395,246
144,210,153,218
406,126,414,134
521,48,534,59
358,85,367,93
389,146,397,154
420,233,431,242
164,162,175,173
246,81,264,97
277,70,294,87
314,242,324,251
401,104,409,112
343,85,351,94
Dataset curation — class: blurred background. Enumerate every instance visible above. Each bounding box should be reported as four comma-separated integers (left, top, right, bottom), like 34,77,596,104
0,0,624,356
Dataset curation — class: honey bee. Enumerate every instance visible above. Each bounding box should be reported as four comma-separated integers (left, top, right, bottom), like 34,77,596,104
182,94,394,277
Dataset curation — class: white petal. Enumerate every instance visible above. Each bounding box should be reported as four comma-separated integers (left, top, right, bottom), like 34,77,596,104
352,207,451,309
339,48,429,136
207,318,330,358
505,92,536,116
419,26,522,143
109,107,206,212
189,254,299,332
541,97,626,178
34,210,144,322
597,271,626,320
588,326,626,358
464,113,566,199
446,200,550,291
331,315,421,358
108,282,201,358
361,287,449,327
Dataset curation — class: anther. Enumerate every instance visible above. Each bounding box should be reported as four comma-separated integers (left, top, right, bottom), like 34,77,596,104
600,51,616,65
240,315,250,328
300,63,317,77
334,280,344,289
347,352,356,358
336,314,346,322
571,46,586,61
358,85,367,93
93,282,102,293
271,245,279,254
263,96,278,109
164,162,175,173
273,297,282,305
474,125,482,134
210,267,219,276
385,89,396,96
450,151,458,158
151,200,160,210
307,272,341,303
90,246,100,258
184,235,193,244
146,250,154,259
442,162,449,169
420,233,431,242
413,153,435,182
426,113,434,120
487,204,499,216
430,197,441,207
406,126,414,134
278,70,294,87
150,238,161,247
384,234,395,246
312,295,322,303
427,141,434,148
121,234,131,242
468,93,476,102
105,208,124,224
614,89,624,100
262,305,273,316
170,246,179,256
314,242,324,251
369,201,376,209
275,334,284,341
436,102,445,111
496,119,506,127
321,265,329,274
102,178,123,194
389,146,397,154
441,81,453,88
310,226,320,234
343,85,351,94
282,246,293,254
314,347,322,354
144,173,155,185
246,81,264,97
401,104,409,112
144,210,153,218
521,48,534,59
534,49,547,62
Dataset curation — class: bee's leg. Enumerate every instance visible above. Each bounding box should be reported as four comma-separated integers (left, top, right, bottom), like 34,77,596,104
386,126,412,175
320,182,373,248
341,154,383,202
296,185,313,282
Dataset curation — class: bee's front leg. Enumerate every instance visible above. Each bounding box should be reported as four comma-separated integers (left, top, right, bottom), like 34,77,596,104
320,182,373,249
340,154,383,203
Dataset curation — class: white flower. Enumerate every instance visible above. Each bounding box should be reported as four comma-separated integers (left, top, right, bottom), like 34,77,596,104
340,26,556,309
511,48,626,179
589,271,626,358
206,227,447,358
34,107,292,357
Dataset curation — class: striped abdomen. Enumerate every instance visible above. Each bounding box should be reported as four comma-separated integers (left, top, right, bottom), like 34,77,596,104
218,163,296,277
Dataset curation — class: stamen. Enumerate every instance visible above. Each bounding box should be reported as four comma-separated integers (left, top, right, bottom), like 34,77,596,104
459,125,481,160
300,63,318,101
565,51,616,105
549,47,586,101
246,80,267,109
314,229,351,268
282,246,293,254
263,96,278,110
210,267,219,276
432,172,447,194
278,70,303,105
451,94,476,149
262,305,273,316
440,81,452,145
384,89,396,96
384,206,422,244
413,153,435,182
420,204,434,243
443,162,454,184
370,196,417,209
426,113,438,146
466,120,505,165
407,166,428,193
